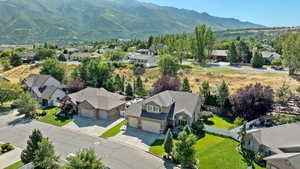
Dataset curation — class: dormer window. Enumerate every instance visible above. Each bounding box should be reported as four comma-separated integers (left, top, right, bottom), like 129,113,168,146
147,105,160,113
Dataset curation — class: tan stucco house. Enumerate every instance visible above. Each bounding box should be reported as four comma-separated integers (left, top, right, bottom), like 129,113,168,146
245,122,300,169
65,87,125,120
126,90,202,134
23,74,66,107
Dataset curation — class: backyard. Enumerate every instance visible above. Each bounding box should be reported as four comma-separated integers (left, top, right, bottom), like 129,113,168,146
36,107,72,127
206,115,235,129
149,133,265,169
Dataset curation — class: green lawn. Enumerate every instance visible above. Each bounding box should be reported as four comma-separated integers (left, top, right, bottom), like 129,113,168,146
36,108,72,127
3,161,24,169
101,120,127,138
206,115,234,129
149,133,265,169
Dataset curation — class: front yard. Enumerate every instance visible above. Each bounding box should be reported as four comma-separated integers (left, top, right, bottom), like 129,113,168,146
3,161,24,169
149,133,265,169
36,107,72,127
101,120,127,138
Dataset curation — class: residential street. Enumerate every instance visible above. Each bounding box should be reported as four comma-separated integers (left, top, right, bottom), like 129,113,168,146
0,112,174,169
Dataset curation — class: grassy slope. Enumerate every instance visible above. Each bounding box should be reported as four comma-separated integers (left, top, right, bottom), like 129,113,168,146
3,161,24,169
36,108,72,127
149,134,265,169
101,120,127,138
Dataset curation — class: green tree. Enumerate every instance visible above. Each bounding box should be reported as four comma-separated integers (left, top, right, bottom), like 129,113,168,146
251,49,264,68
237,40,252,63
1,57,11,71
114,74,124,92
147,36,154,49
192,25,214,62
0,82,22,105
183,125,192,135
125,83,133,97
199,80,211,105
275,82,292,103
33,138,60,169
66,148,105,169
227,42,239,64
182,77,191,92
135,77,147,97
282,32,300,75
173,131,197,168
10,52,22,67
158,54,180,76
163,129,173,159
40,58,66,82
238,123,247,156
21,129,44,164
86,61,114,88
34,48,54,61
15,92,39,118
217,81,229,109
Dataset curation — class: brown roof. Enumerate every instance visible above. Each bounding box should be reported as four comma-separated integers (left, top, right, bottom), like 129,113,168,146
68,87,125,110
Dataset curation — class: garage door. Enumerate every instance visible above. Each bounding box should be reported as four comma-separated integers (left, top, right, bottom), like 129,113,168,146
99,111,108,119
141,120,161,133
79,107,96,119
128,117,138,128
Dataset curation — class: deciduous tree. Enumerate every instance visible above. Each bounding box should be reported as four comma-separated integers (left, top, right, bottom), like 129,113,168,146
41,58,66,82
192,25,214,62
66,148,105,169
151,74,180,95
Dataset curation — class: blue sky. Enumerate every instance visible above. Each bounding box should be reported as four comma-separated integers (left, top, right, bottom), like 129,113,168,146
139,0,300,27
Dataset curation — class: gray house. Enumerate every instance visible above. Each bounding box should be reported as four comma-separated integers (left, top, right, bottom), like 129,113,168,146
126,91,202,134
23,74,66,107
127,52,159,68
65,87,125,120
245,122,300,169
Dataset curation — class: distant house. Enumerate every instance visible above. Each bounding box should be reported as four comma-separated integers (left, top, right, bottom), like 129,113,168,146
23,74,66,107
210,50,228,62
262,51,281,62
65,87,125,120
69,52,100,61
20,52,35,63
126,91,202,134
245,122,300,169
127,52,159,68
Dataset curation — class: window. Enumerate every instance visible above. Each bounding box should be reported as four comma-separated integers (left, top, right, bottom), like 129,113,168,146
146,105,160,113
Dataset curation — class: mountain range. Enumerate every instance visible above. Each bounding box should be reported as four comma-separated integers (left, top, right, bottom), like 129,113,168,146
0,0,265,44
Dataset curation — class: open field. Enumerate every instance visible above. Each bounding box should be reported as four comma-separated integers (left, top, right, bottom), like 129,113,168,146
117,64,300,93
149,134,265,169
1,63,299,94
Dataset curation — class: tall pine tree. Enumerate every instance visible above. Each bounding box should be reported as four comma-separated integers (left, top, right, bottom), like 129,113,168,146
163,129,173,159
182,77,191,92
21,129,44,163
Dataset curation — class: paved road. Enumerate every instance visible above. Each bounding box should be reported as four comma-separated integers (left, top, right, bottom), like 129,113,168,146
0,117,174,169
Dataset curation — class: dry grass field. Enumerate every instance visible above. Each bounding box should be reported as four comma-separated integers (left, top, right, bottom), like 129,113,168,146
116,64,300,94
1,63,299,94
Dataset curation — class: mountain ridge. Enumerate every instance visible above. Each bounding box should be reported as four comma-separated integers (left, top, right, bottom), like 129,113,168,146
0,0,265,44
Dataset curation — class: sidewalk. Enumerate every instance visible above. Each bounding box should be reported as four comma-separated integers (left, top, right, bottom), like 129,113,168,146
0,145,22,169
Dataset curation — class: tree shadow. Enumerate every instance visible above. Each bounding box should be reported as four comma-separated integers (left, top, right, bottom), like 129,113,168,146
291,74,300,82
204,120,215,126
7,117,32,126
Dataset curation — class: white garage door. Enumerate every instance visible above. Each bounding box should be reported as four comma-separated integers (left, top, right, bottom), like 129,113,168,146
99,111,108,119
128,117,138,128
79,108,96,119
141,120,161,134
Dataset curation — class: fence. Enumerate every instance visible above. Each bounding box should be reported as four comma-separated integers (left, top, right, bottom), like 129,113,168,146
203,125,240,141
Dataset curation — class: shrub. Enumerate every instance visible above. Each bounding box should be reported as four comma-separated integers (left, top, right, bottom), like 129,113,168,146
1,143,14,153
191,122,204,137
275,82,292,103
251,50,264,68
151,74,180,95
230,83,273,121
272,58,282,67
233,117,245,127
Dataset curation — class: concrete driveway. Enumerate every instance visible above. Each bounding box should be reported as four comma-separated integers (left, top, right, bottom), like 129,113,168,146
110,127,162,151
0,118,176,169
63,115,124,137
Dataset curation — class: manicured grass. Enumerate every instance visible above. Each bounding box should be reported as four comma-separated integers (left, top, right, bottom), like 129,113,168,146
149,134,265,169
101,120,127,138
36,107,72,127
206,115,234,129
3,161,24,169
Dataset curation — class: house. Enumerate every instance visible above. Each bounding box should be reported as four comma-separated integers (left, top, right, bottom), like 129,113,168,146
23,74,66,107
20,52,35,63
65,87,125,120
262,51,281,62
264,153,300,169
126,91,202,134
245,122,300,169
69,52,100,61
127,52,159,68
210,50,228,62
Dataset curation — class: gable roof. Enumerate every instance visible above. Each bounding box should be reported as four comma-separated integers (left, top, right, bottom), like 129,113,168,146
264,153,300,169
68,87,125,110
248,122,300,151
262,51,281,59
211,50,228,57
126,90,201,119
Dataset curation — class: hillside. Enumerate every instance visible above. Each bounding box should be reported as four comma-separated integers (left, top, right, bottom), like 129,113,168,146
0,0,264,44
